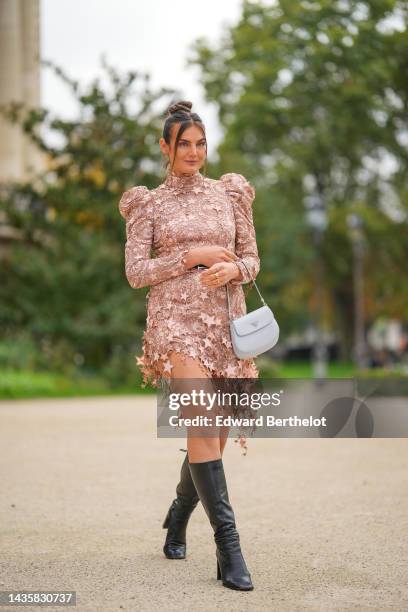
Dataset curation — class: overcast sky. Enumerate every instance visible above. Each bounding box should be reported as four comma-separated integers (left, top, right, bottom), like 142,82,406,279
41,0,245,148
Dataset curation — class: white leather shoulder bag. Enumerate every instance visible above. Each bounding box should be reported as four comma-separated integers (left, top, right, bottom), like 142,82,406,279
225,261,279,359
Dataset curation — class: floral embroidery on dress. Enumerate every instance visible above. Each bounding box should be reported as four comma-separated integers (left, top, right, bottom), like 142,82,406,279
119,171,260,450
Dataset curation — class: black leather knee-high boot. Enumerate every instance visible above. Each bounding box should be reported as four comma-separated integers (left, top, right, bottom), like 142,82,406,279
188,458,254,591
163,452,200,559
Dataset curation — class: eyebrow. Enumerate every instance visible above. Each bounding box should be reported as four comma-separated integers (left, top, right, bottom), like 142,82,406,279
178,137,206,143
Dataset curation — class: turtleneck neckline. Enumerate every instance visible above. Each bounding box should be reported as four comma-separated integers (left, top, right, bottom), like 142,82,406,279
164,170,204,190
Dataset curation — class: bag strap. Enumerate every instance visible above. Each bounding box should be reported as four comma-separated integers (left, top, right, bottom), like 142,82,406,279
226,260,267,321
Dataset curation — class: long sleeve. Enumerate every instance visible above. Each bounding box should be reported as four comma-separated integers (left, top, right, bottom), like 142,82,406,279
220,173,260,285
118,186,190,289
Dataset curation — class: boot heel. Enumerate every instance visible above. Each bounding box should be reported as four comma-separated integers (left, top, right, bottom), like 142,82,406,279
162,509,171,529
216,560,221,580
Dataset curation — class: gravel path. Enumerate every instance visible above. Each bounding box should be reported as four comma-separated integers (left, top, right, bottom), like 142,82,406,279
1,396,407,611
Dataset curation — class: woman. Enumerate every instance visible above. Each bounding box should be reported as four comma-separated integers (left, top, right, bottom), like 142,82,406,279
118,100,260,591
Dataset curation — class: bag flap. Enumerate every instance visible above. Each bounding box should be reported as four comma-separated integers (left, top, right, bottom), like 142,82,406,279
231,306,276,337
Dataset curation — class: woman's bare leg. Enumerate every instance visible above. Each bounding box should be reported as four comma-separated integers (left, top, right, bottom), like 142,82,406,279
219,424,230,455
167,352,229,463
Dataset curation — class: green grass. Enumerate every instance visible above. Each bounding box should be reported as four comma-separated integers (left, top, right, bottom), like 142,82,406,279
1,361,406,400
270,360,356,378
0,369,155,400
257,359,408,379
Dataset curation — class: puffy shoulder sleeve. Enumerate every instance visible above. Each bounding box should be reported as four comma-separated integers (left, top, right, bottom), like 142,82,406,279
118,185,189,289
220,173,259,285
118,185,151,220
220,172,256,210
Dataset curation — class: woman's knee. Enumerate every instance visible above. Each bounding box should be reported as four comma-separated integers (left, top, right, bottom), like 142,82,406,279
187,436,221,462
168,351,211,379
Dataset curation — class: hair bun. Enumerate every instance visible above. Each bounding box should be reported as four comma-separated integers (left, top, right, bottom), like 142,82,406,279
167,100,193,116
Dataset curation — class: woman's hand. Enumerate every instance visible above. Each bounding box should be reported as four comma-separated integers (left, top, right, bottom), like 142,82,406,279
186,246,238,268
200,261,241,289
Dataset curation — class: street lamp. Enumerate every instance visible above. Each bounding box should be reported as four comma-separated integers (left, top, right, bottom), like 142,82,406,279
304,193,329,379
347,213,368,370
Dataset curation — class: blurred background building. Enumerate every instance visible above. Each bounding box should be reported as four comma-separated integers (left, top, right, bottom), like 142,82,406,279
0,0,44,182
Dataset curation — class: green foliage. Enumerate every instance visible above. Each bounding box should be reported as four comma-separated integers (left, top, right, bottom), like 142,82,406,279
0,59,178,376
188,0,408,356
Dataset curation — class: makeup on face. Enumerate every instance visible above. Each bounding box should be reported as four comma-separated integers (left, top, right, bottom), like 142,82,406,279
167,125,207,175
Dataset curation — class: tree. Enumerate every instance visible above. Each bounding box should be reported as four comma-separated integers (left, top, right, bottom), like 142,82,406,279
188,0,408,359
0,58,178,380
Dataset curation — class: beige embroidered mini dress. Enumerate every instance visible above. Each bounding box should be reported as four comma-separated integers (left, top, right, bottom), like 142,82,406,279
118,170,260,390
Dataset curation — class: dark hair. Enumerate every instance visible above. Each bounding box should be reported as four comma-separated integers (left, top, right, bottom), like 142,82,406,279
162,100,207,174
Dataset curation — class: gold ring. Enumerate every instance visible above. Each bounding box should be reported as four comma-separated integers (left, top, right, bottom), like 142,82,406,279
215,273,219,280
